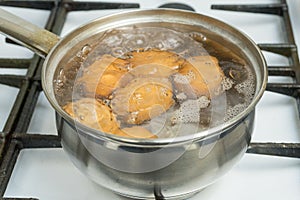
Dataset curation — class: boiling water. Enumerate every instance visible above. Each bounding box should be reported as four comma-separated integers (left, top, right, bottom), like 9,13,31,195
54,26,256,138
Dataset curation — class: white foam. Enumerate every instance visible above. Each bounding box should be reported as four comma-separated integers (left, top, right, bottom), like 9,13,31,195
225,103,248,121
172,96,210,124
197,96,211,108
234,68,255,102
186,70,196,81
221,77,234,91
173,73,190,84
176,92,187,101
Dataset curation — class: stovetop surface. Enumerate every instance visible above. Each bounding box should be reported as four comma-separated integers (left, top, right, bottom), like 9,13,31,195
0,0,300,199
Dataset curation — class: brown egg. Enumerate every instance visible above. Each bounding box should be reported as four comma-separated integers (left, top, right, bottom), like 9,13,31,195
76,54,133,97
111,77,174,125
76,50,185,99
63,98,120,134
129,49,185,77
173,56,225,98
63,98,158,139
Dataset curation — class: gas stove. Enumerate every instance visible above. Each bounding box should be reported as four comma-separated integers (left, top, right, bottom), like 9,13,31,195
0,0,299,200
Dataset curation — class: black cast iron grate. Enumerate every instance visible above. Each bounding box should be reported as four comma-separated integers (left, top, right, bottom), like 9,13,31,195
0,0,299,200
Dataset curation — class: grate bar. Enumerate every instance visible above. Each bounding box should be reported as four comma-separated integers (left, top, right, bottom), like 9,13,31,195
2,81,30,135
14,82,41,133
266,83,300,97
268,66,295,76
1,198,38,200
158,3,195,11
0,59,31,69
3,39,19,47
258,43,297,57
13,134,61,149
279,1,300,118
0,75,24,88
0,141,20,196
281,0,297,44
211,3,286,15
47,1,67,34
0,0,55,10
63,1,139,11
247,142,300,158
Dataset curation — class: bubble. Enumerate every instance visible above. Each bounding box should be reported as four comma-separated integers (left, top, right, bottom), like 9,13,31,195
152,41,165,50
134,93,143,100
125,34,148,49
173,74,190,84
79,115,85,120
111,47,126,58
197,96,210,108
75,44,92,62
186,70,196,80
234,69,255,102
172,96,210,124
160,87,169,97
128,111,139,124
176,93,187,101
188,32,207,42
164,36,184,50
225,103,247,121
221,77,234,91
81,44,92,57
104,34,123,47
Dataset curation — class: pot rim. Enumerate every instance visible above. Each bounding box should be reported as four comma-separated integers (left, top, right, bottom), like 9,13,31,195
42,8,268,146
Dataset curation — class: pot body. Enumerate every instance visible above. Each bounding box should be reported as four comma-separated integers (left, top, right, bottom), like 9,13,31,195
48,10,264,199
57,110,254,199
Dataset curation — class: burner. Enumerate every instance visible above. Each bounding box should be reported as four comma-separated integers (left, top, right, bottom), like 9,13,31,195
158,3,195,11
0,0,299,199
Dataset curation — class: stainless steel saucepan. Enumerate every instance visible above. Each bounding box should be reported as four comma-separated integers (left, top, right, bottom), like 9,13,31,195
0,8,267,200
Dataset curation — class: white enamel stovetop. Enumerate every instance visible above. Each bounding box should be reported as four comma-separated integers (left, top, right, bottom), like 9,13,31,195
0,0,299,199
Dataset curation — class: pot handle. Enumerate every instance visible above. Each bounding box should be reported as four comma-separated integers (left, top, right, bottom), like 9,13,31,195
0,8,60,58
